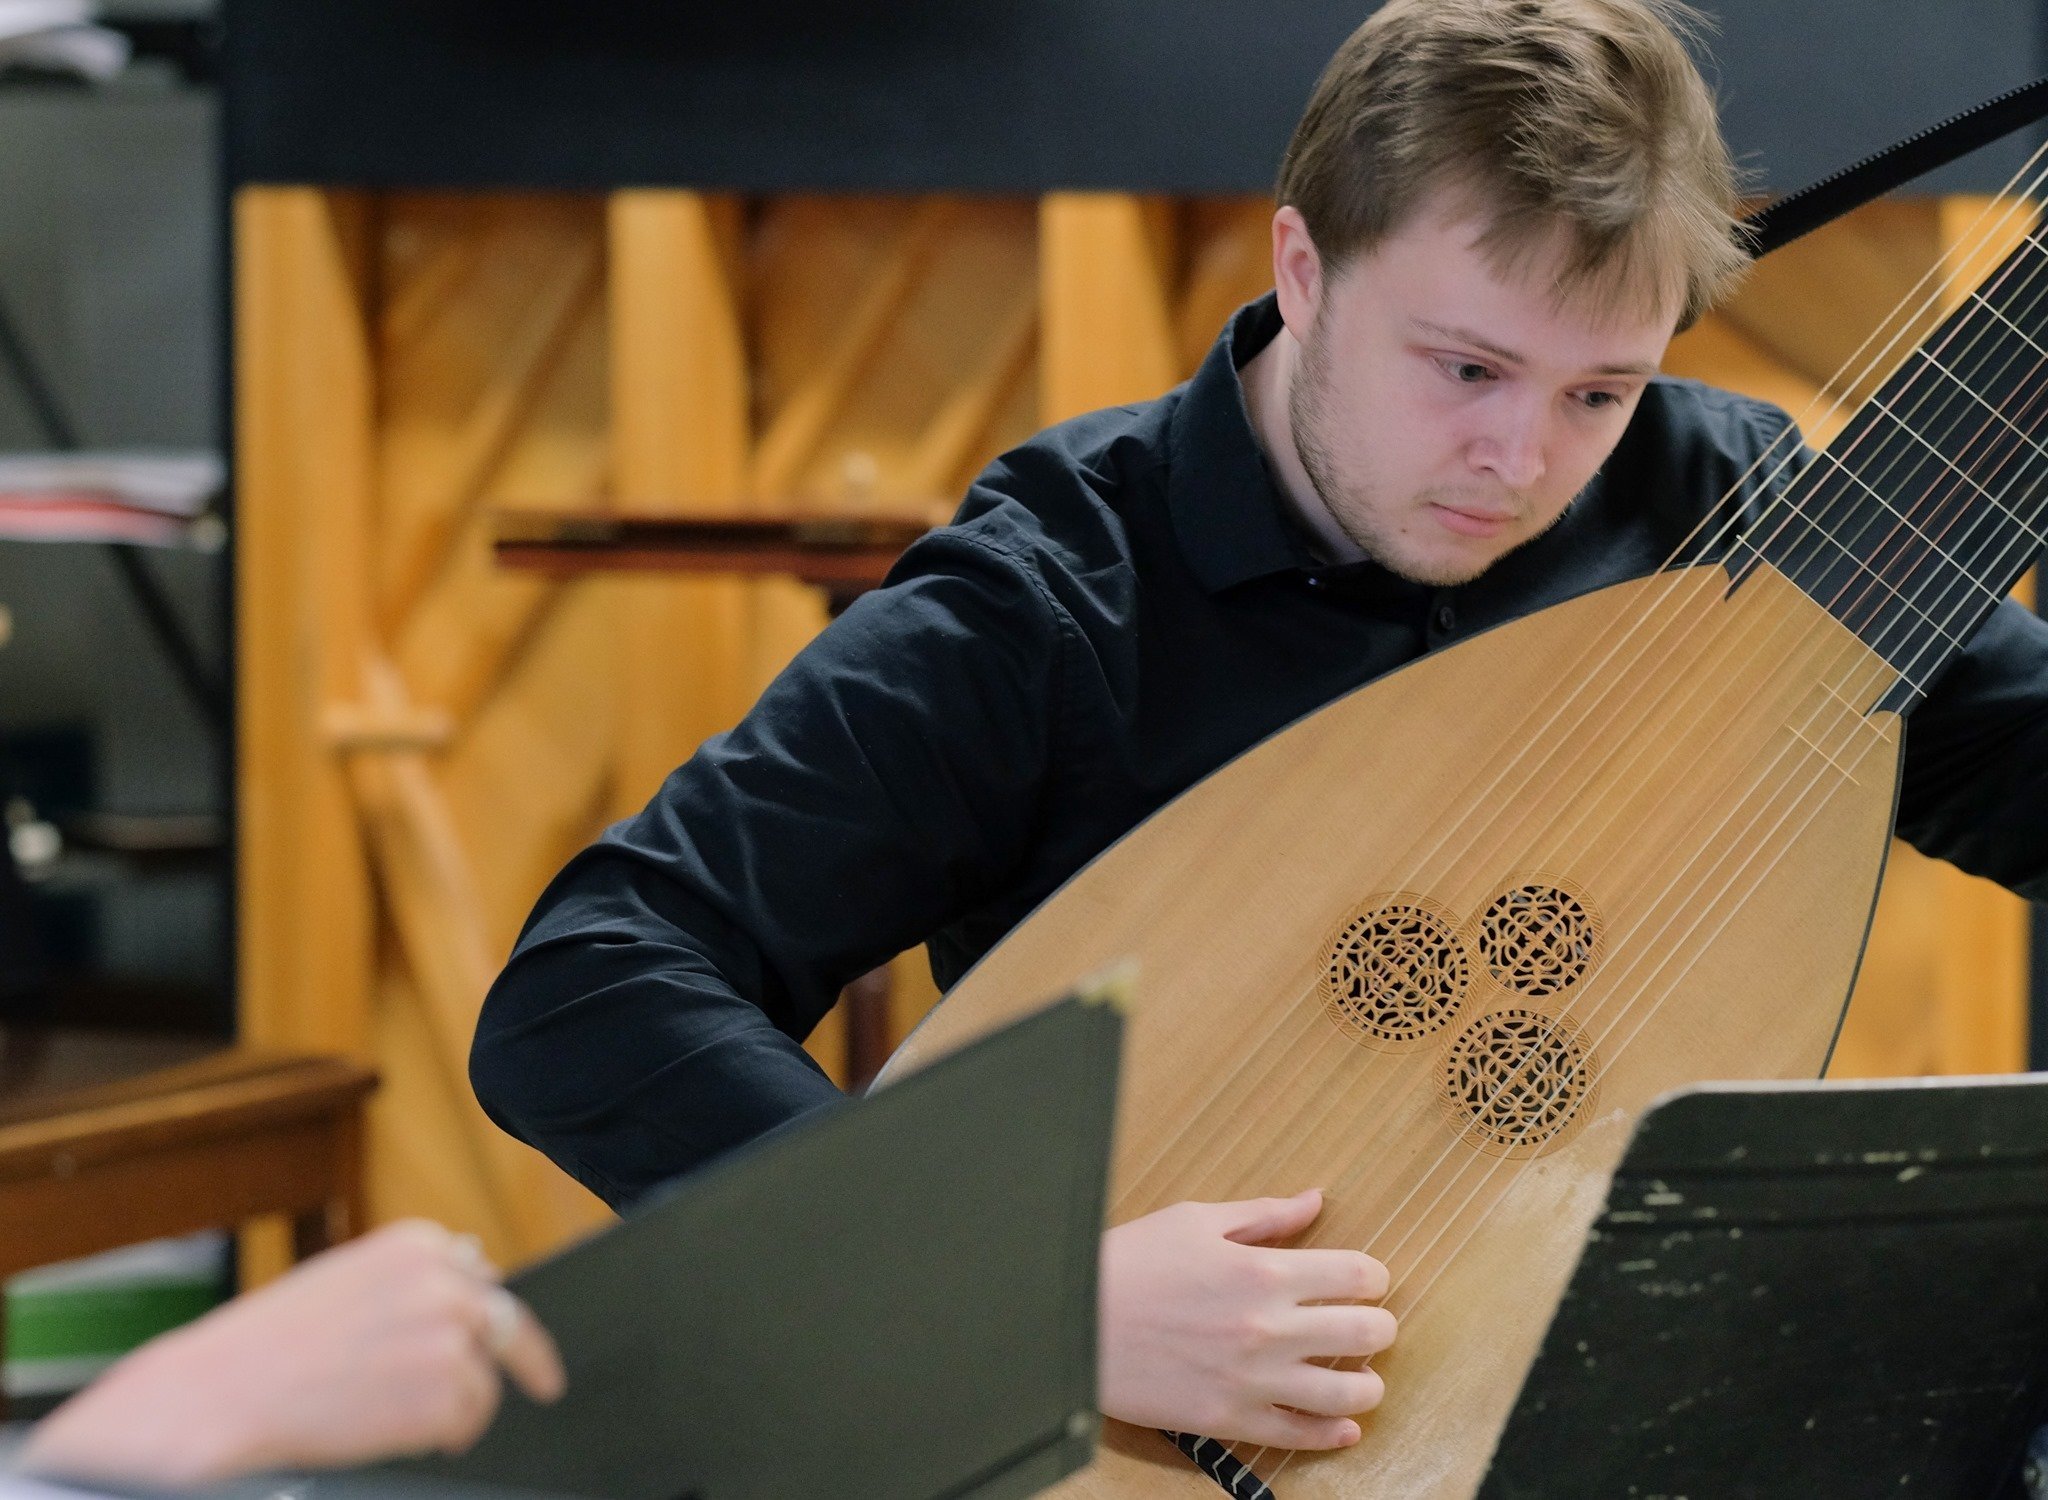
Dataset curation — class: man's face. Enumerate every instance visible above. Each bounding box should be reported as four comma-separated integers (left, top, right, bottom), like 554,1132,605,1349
1284,204,1677,586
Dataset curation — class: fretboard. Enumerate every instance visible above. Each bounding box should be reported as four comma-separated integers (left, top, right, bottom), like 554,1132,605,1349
1728,223,2048,712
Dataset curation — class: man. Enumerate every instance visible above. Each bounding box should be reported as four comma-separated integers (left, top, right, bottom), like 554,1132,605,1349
12,1222,563,1486
472,0,2048,1452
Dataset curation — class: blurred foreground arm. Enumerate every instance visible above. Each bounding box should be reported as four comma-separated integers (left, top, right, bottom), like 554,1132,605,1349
18,1221,563,1488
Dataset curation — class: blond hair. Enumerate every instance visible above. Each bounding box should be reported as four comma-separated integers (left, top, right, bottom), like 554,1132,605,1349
1277,0,1750,328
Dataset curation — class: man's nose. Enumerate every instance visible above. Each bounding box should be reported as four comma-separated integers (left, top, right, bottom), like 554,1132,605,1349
1473,410,1547,490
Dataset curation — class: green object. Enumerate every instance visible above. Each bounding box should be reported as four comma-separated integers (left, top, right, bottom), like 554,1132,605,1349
5,1233,229,1398
6,1280,220,1361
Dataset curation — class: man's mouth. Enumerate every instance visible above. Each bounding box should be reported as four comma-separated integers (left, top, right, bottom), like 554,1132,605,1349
1428,501,1517,539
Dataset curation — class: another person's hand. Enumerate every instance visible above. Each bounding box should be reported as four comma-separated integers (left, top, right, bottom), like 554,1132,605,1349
1097,1188,1395,1450
19,1219,565,1487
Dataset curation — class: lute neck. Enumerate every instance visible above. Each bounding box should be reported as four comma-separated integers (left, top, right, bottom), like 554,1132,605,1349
1729,222,2048,714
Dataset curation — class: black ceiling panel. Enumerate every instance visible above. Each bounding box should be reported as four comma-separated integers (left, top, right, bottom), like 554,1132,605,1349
224,0,2045,197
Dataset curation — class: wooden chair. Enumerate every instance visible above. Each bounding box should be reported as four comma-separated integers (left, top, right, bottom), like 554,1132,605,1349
0,1028,378,1415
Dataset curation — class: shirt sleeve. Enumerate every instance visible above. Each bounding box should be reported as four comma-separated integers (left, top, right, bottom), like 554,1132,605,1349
1732,397,2048,899
1895,594,2048,900
470,526,1072,1207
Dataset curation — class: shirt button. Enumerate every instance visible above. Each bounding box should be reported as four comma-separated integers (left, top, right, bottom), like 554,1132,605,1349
1435,602,1457,632
1305,574,1324,590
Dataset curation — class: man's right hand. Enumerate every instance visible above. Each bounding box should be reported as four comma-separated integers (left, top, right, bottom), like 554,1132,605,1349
1097,1188,1396,1450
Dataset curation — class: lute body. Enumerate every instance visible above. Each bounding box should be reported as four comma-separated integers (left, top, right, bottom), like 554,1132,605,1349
880,561,1902,1498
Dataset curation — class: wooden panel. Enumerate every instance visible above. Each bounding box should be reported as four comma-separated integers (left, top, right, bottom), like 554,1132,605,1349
1040,194,1181,423
753,197,1040,507
1176,199,1276,370
362,196,616,1261
377,196,605,634
1664,313,1838,448
1715,195,2041,412
369,967,518,1248
239,189,616,1267
234,188,378,1059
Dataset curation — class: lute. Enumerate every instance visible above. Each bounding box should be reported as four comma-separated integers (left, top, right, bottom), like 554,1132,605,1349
878,182,2048,1499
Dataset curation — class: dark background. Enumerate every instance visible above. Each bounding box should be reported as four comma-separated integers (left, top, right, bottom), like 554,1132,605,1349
225,0,2046,197
0,6,227,1042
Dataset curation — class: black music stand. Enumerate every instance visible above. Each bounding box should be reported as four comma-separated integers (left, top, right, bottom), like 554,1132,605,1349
115,995,1115,1500
1477,1074,2048,1500
381,991,1119,1500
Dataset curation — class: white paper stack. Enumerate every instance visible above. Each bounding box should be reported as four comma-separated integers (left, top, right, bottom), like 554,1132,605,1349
0,0,128,82
0,451,224,547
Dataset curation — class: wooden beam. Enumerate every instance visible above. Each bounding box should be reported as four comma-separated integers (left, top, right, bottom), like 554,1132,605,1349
338,659,561,1255
607,191,755,813
1039,194,1180,424
234,187,378,1059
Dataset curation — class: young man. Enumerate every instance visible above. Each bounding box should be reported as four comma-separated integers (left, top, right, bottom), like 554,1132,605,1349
472,0,2048,1451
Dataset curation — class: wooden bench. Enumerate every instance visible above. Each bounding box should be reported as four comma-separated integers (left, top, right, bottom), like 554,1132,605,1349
0,1028,378,1414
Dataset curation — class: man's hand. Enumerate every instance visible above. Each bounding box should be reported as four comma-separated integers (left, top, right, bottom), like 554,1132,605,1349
1098,1188,1395,1450
20,1220,566,1487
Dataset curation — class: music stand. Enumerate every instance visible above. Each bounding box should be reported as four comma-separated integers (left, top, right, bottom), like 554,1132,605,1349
1477,1074,2048,1499
371,991,1119,1500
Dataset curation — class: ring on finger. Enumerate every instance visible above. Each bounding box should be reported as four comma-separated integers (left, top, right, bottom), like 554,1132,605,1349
483,1285,522,1358
451,1232,495,1281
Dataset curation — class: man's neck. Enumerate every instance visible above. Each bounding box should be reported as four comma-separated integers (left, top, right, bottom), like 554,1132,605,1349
1239,326,1367,567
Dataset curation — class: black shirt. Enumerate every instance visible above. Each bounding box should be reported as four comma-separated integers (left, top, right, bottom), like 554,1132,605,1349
472,294,2048,1208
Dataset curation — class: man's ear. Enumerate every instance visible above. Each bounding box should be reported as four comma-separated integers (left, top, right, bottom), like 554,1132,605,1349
1272,206,1325,336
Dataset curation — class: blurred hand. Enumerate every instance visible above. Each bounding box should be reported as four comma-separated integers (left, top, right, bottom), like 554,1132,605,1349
20,1219,565,1487
1097,1189,1396,1450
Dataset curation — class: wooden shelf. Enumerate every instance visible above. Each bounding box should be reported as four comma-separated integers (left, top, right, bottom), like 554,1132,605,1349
492,510,934,609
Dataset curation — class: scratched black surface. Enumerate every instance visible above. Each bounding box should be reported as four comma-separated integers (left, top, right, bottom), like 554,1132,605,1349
1478,1078,2048,1500
385,997,1117,1500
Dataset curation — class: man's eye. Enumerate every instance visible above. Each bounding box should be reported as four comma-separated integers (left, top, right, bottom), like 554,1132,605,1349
1442,359,1493,383
1579,390,1620,409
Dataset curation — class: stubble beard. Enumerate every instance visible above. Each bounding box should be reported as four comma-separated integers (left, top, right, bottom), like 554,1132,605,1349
1285,328,1584,590
1287,331,1496,589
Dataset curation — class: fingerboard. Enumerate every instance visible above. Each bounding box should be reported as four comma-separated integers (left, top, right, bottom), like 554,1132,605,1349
1729,223,2048,714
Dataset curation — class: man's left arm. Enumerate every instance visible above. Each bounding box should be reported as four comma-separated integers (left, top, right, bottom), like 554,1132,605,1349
1895,597,2048,900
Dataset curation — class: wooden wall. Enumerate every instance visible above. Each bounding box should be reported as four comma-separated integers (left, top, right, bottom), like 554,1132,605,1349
235,188,2034,1267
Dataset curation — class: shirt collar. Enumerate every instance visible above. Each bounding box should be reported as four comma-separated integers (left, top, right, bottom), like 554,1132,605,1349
1165,292,1321,593
1163,293,1431,624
